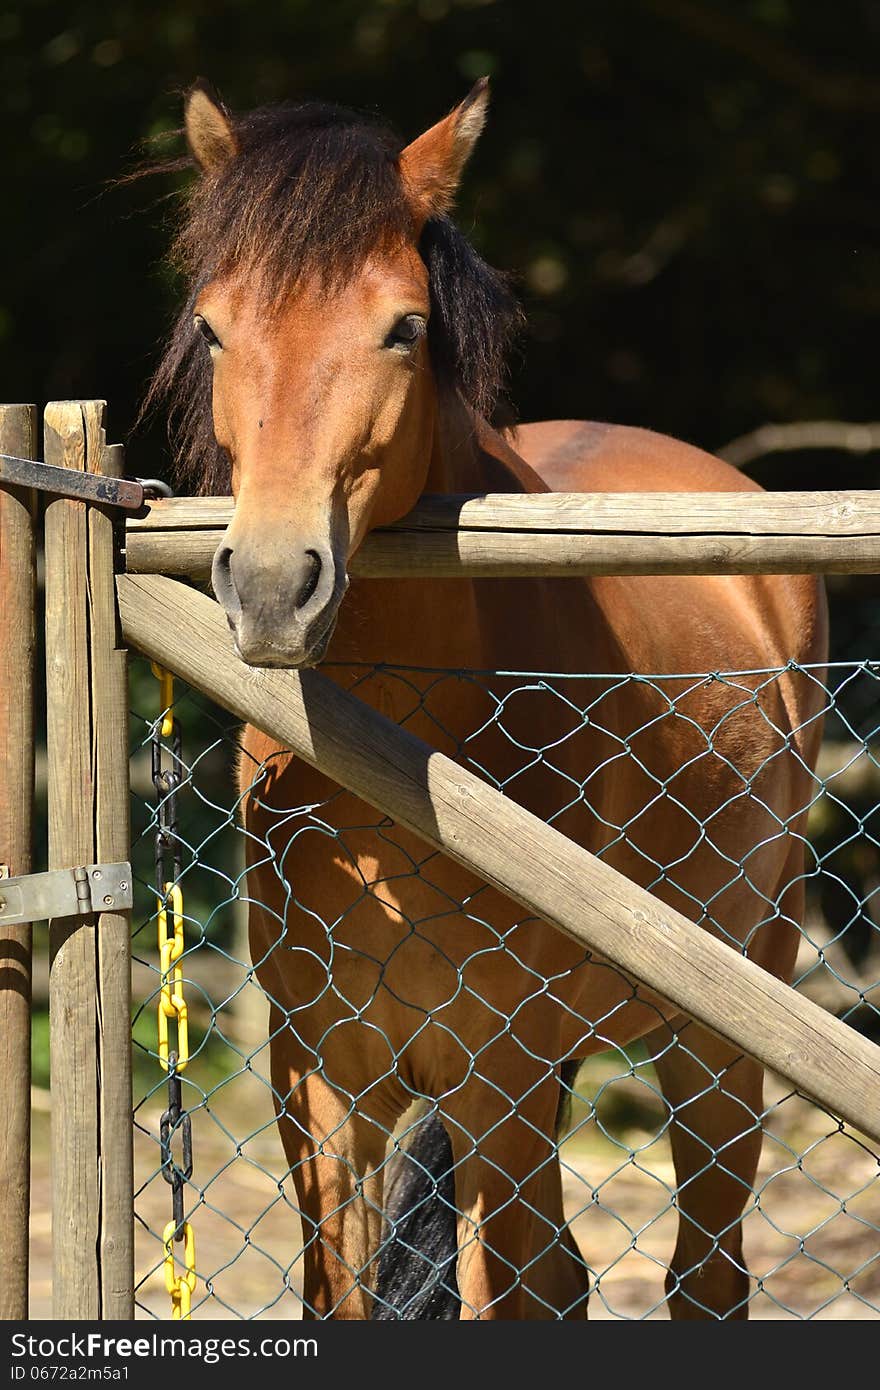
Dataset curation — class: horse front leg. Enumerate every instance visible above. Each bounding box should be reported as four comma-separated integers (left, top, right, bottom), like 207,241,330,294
268,1009,391,1318
444,1069,589,1319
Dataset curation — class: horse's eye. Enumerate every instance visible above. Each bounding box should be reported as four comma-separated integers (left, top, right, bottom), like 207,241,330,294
194,315,221,349
385,314,426,351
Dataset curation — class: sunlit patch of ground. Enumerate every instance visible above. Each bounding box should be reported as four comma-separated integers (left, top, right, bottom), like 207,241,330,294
26,1055,880,1321
560,1063,880,1320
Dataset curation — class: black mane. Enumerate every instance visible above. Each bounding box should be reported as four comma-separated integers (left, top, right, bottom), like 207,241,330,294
144,99,522,496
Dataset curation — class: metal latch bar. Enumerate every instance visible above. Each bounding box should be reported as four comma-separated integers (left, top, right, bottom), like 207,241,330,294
0,453,145,511
0,863,133,928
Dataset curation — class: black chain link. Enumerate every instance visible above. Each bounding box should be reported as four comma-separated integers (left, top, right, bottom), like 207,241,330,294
160,1052,193,1242
153,705,192,1244
152,717,182,891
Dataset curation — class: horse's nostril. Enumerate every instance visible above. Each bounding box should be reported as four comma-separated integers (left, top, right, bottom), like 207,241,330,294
211,543,242,622
295,549,322,611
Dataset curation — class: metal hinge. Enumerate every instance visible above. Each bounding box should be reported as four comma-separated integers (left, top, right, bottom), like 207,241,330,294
0,863,133,927
0,453,145,510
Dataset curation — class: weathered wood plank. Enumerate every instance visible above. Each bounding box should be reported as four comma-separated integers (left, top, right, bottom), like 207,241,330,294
353,530,880,576
45,410,134,1321
128,496,233,531
117,573,880,1146
88,440,133,1320
125,490,880,579
0,403,36,1319
382,489,880,535
125,527,880,578
126,489,880,535
45,400,101,1320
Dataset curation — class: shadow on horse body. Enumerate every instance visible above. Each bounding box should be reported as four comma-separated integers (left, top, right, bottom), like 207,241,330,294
149,80,828,1318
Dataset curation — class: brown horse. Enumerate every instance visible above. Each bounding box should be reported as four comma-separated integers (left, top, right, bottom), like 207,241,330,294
150,80,828,1319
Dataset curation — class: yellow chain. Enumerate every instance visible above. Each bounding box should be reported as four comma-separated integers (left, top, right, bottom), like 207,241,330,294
163,1220,196,1319
151,661,175,739
153,664,196,1318
157,882,188,1072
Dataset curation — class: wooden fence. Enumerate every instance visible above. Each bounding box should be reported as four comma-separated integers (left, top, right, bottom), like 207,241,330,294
126,489,880,578
4,399,880,1319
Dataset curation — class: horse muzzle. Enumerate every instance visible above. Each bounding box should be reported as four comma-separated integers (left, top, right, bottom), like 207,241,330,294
211,536,346,668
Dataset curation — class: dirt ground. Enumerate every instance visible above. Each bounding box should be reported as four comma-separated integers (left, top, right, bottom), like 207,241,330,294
26,1055,880,1321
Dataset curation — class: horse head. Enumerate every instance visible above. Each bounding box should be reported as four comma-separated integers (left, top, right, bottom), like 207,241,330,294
174,80,491,667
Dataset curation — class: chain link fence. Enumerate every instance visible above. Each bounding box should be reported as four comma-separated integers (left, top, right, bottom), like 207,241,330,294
129,657,880,1320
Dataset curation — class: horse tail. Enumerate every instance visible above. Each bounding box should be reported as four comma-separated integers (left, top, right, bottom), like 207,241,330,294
372,1109,460,1319
556,1057,582,1138
372,1062,582,1320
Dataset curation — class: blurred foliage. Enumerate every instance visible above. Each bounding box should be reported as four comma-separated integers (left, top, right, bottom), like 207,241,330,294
32,1003,232,1095
3,0,880,480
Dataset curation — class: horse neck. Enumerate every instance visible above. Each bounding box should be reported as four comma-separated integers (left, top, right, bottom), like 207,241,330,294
334,396,546,666
333,393,557,670
424,392,549,496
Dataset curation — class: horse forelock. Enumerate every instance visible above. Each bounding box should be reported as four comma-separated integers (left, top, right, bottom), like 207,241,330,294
143,98,523,496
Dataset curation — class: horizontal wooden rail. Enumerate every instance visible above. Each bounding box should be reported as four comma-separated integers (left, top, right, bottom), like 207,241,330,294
117,573,880,1143
125,490,880,577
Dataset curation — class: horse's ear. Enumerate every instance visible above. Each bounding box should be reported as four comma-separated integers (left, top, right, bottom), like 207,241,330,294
184,80,238,174
398,78,489,222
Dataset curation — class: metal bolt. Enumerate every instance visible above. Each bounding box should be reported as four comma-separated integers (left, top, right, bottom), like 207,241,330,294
0,898,6,911
103,895,113,906
119,882,128,892
93,869,103,880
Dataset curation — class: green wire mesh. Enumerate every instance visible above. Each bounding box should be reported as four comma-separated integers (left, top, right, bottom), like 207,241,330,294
130,659,880,1320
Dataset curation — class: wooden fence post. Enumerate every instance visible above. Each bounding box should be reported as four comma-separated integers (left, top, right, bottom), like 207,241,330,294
0,403,37,1320
44,402,133,1320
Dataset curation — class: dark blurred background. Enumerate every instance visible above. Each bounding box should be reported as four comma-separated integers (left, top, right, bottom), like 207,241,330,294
3,0,880,486
4,4,880,662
